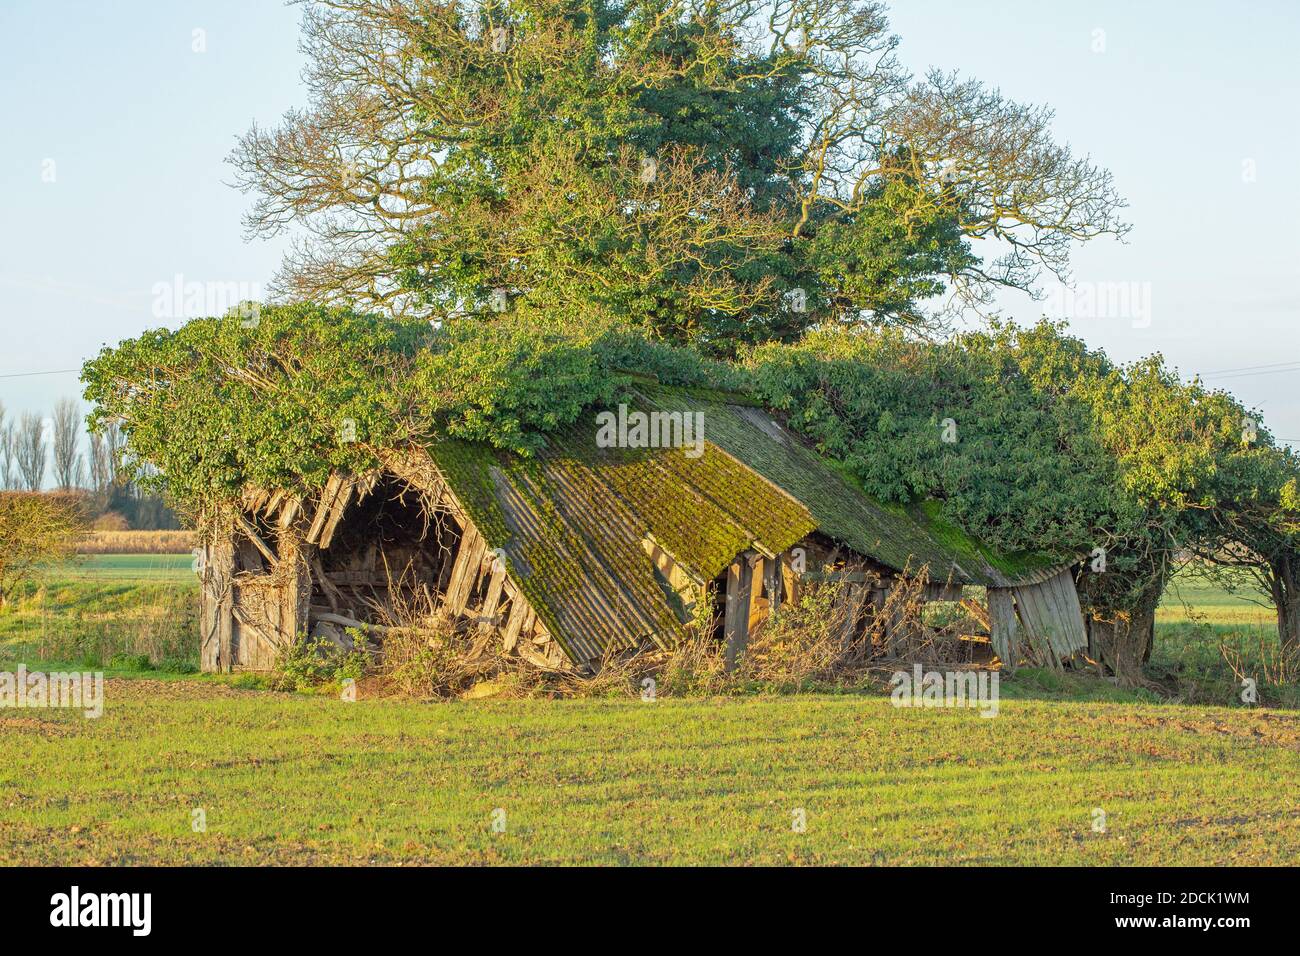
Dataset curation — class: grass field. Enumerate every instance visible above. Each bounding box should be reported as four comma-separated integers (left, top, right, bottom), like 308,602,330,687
57,553,196,581
1157,574,1277,626
0,555,198,672
2,682,1297,865
1,556,1298,865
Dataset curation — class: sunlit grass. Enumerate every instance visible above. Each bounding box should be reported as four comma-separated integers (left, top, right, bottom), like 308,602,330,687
0,555,198,670
1157,568,1276,625
2,686,1296,866
2,556,1298,865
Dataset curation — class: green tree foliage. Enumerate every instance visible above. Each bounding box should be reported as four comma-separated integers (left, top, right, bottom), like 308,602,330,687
80,303,736,513
743,320,1295,684
1185,441,1300,655
84,303,427,507
743,322,1129,564
231,0,1126,349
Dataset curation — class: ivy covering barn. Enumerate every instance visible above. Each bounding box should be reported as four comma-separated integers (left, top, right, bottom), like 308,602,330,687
81,304,1300,690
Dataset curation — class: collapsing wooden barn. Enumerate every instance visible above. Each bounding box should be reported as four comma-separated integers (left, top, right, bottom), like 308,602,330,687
197,385,1089,674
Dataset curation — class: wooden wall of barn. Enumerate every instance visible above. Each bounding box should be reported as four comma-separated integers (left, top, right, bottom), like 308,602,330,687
198,472,566,674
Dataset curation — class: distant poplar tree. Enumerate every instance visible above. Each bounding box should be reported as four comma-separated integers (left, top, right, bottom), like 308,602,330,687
51,398,83,490
15,412,47,492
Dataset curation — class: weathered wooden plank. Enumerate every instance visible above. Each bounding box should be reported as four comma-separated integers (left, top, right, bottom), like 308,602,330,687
501,592,527,652
724,554,755,672
316,478,355,550
781,551,799,604
1010,583,1049,666
443,524,484,616
1035,572,1071,659
1042,569,1088,658
230,605,259,669
435,538,457,594
748,557,767,626
1013,580,1064,669
277,495,303,530
306,474,346,544
200,538,235,673
839,583,865,645
234,514,278,568
1010,569,1087,668
478,565,507,633
265,489,286,519
987,588,1019,673
281,530,312,657
228,581,244,669
642,536,705,589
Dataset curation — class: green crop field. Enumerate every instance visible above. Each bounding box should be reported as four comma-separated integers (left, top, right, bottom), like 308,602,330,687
3,682,1298,866
0,555,199,673
1,556,1297,866
65,553,197,581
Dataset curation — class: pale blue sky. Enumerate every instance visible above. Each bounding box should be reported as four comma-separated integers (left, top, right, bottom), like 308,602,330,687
2,1,1297,442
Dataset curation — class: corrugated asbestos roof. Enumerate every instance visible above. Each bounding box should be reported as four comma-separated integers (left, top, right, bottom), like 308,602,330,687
422,386,1065,664
635,387,1062,589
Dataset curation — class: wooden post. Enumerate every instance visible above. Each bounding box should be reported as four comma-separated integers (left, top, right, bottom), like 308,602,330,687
748,557,767,625
839,583,866,646
501,591,527,652
724,553,756,672
280,530,312,653
765,557,783,622
781,551,800,604
200,537,235,673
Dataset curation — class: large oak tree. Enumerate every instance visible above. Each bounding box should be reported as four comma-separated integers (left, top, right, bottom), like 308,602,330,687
231,0,1127,349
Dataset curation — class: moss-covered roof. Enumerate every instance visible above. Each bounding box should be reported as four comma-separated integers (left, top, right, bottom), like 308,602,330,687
636,387,1062,587
422,386,1064,664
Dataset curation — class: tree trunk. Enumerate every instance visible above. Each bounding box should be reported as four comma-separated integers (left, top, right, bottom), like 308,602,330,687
1085,576,1165,689
1087,615,1150,687
1269,552,1300,662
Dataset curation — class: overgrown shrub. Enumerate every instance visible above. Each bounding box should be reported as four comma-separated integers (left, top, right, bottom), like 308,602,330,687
0,492,87,611
270,633,368,693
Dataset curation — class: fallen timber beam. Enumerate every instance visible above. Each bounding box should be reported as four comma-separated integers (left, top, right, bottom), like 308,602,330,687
310,611,441,636
234,514,279,568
